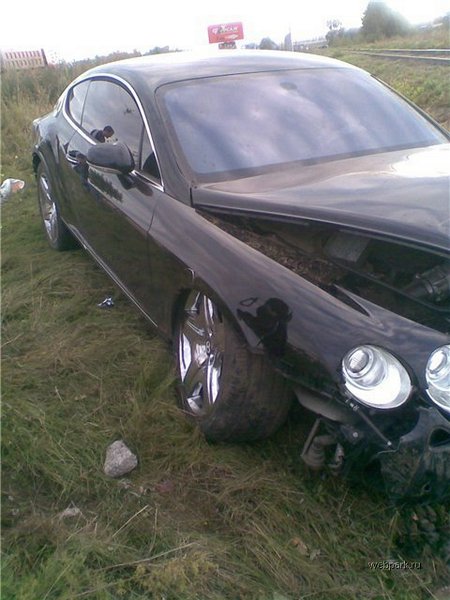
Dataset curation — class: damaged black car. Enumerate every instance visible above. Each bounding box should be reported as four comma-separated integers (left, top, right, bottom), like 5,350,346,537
32,51,450,500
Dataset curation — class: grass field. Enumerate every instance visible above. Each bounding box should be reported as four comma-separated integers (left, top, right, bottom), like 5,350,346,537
1,52,449,599
323,51,450,129
328,22,450,51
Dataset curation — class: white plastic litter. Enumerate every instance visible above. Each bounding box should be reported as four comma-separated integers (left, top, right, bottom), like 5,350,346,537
97,296,115,308
0,179,25,202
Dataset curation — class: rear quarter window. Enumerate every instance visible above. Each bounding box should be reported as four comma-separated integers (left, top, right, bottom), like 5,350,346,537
66,80,90,125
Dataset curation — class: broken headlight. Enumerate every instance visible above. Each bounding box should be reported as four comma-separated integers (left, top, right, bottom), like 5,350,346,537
342,345,411,409
426,345,450,412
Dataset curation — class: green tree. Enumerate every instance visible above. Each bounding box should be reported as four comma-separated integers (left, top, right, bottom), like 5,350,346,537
362,1,410,41
326,19,344,45
259,37,279,50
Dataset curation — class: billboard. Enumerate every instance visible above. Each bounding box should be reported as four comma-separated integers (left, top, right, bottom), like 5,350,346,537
208,22,244,44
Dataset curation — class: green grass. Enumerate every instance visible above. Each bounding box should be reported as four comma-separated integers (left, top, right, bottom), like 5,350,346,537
323,53,450,129
328,22,450,50
1,58,449,599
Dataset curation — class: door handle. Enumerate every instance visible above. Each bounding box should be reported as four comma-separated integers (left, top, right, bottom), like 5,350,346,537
66,151,86,165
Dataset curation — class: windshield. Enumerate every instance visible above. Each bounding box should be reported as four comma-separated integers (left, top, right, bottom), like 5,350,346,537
157,68,447,182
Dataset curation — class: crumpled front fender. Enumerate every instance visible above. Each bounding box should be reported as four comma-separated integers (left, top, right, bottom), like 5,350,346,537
376,407,450,501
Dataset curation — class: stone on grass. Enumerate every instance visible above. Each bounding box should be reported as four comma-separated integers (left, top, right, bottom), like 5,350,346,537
104,440,138,478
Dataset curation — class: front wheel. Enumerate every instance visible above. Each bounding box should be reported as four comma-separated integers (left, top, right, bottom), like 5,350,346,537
175,290,292,442
37,164,76,251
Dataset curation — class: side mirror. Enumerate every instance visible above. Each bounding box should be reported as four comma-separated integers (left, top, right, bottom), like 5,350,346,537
86,142,135,175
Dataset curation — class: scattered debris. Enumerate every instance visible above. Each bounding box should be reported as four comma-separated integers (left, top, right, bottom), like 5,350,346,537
395,503,450,561
97,296,114,308
0,178,25,203
104,440,138,478
58,504,83,519
116,479,149,497
117,478,148,498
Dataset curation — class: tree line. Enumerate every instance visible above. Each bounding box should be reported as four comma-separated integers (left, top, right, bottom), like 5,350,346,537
327,1,449,45
254,1,449,50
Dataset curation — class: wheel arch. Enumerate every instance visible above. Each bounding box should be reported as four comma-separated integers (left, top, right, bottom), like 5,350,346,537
32,150,42,175
33,143,55,178
33,148,58,194
35,156,78,251
172,283,293,441
170,281,250,347
33,144,74,229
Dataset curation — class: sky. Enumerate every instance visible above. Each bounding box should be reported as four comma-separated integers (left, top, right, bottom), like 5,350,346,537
1,0,448,62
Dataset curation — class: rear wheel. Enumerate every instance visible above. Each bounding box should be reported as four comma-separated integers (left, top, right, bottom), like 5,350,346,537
37,164,76,250
175,290,292,441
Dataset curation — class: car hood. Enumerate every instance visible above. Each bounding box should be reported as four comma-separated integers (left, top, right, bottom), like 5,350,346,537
192,144,450,254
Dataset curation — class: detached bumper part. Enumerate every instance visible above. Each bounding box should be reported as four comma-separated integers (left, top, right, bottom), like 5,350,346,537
377,407,450,500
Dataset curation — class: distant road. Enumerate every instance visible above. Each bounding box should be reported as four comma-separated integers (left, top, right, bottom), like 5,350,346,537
350,49,450,65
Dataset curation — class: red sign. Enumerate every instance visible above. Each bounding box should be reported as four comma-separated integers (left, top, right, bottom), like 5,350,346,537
208,22,244,44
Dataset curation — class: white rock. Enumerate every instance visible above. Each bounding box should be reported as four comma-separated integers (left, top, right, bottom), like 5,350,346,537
104,440,138,478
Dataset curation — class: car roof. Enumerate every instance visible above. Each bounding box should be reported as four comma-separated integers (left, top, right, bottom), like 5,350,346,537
79,50,357,91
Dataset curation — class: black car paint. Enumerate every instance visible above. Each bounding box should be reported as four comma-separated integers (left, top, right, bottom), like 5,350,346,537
147,191,445,388
192,145,450,255
33,51,450,499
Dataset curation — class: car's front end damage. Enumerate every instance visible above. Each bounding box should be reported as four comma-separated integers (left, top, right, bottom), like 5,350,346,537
295,385,450,501
238,219,450,499
192,145,450,501
376,407,450,499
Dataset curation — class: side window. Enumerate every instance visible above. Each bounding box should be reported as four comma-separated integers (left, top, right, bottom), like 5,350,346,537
81,79,154,173
66,80,90,125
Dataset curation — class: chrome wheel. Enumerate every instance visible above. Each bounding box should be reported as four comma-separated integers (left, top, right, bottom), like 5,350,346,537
178,292,225,415
38,172,59,244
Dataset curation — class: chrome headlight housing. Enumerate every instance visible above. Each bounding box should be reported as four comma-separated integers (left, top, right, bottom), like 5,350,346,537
342,345,411,409
426,345,450,412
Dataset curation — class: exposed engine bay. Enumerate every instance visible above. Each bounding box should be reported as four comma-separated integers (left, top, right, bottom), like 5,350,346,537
201,210,450,334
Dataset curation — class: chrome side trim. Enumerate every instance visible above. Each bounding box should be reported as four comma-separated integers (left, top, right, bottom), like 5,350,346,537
61,73,165,192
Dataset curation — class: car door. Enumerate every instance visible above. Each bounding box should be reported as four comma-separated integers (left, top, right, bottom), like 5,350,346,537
64,76,165,317
56,79,91,228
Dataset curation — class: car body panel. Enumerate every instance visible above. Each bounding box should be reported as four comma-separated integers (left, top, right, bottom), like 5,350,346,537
192,145,450,254
62,129,162,311
32,50,450,500
147,194,447,389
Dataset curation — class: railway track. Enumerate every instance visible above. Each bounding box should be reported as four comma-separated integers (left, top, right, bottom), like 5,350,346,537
351,49,450,65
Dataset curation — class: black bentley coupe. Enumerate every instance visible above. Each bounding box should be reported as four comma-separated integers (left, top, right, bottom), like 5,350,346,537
33,50,450,500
